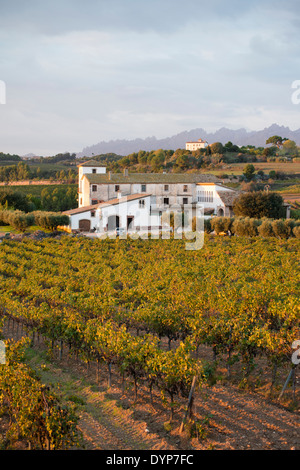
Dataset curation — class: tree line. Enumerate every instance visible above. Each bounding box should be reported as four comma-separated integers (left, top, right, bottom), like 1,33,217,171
0,162,77,183
0,186,77,213
84,135,300,174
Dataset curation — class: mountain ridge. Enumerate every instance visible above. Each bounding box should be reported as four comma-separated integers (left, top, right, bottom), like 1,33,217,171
77,123,300,157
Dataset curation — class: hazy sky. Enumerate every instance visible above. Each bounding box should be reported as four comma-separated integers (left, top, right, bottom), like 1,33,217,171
0,0,300,155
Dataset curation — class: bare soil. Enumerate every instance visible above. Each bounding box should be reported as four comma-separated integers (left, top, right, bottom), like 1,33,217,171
1,323,299,451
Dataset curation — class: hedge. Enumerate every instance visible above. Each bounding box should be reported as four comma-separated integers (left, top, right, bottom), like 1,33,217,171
210,216,300,239
0,209,69,232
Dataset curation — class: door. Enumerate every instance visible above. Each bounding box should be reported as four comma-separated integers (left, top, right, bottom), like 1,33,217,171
127,216,134,230
107,215,120,231
79,219,91,231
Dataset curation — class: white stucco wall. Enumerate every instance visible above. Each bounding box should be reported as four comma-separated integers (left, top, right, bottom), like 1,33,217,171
196,183,234,213
78,166,106,179
99,196,160,232
67,209,98,231
68,195,161,233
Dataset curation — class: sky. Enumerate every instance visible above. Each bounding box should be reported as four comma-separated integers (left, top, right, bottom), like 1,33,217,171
0,0,300,156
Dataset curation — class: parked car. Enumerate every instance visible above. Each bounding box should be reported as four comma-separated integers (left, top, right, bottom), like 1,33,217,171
115,227,126,236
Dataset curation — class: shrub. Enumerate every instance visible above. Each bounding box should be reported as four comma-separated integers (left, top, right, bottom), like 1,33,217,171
293,225,300,238
0,209,69,232
32,211,69,231
258,219,275,238
0,209,12,225
8,210,34,232
283,219,296,237
210,217,232,234
192,217,212,233
0,209,34,232
272,219,296,239
232,217,261,237
204,218,212,233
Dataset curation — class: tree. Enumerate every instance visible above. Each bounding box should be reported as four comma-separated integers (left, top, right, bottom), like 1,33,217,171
209,142,223,154
243,164,255,181
265,135,287,149
262,146,277,157
176,154,189,170
151,155,164,170
224,141,240,153
281,139,298,155
233,191,285,219
0,188,32,212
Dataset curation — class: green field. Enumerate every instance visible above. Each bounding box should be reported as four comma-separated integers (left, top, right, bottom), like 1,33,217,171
4,183,77,196
0,160,76,169
204,161,300,176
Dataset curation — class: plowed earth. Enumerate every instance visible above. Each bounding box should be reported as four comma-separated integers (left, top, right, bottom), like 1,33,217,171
1,325,299,451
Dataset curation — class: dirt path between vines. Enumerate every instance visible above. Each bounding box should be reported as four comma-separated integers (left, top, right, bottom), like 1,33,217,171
2,325,299,451
28,353,299,451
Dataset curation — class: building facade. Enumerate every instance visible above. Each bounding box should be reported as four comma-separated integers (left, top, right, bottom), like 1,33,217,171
185,139,208,151
64,193,161,233
77,161,220,209
65,160,240,232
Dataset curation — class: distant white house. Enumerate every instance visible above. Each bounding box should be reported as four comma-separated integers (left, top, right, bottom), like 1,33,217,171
185,139,208,151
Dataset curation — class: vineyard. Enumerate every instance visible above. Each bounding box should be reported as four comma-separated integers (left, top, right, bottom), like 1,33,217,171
0,234,299,449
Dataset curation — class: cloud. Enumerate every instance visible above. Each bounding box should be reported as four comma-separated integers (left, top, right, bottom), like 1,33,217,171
0,0,300,154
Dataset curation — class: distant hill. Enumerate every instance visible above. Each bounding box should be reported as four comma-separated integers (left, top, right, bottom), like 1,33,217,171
76,123,300,157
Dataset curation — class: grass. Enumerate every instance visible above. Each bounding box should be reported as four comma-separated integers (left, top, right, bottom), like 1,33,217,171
6,183,77,197
25,347,87,402
205,161,300,176
0,161,75,170
276,184,300,193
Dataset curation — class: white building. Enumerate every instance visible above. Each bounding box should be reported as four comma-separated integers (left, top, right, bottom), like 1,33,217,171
185,139,208,151
65,160,241,233
196,183,239,217
63,193,161,233
77,160,219,209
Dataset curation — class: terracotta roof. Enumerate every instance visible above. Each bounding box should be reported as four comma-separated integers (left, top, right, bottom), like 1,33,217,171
83,172,218,184
196,182,233,187
217,190,240,206
98,193,152,208
63,193,152,215
62,204,98,215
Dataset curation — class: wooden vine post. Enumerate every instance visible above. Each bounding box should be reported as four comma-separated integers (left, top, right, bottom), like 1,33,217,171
180,375,197,434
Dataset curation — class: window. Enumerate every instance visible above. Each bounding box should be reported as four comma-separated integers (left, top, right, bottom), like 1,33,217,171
92,184,97,192
115,185,120,192
183,184,188,193
183,197,188,205
91,210,96,217
92,168,96,174
141,184,146,193
164,184,169,191
139,199,145,208
163,197,169,206
91,199,98,205
197,191,213,203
